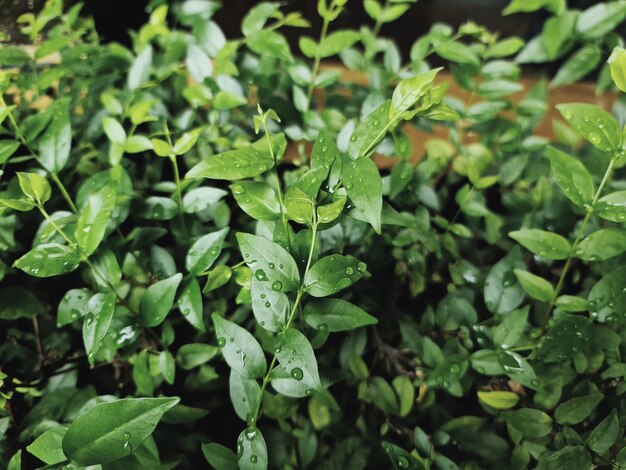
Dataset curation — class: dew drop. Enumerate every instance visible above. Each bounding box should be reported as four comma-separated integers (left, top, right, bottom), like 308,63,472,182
291,367,304,380
123,432,131,440
271,280,282,291
218,337,226,347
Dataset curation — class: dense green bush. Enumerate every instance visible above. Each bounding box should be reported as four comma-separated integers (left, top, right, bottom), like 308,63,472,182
1,0,626,468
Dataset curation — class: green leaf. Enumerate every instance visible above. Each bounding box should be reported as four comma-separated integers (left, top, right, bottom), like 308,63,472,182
186,228,229,275
608,46,626,93
242,2,280,36
556,103,622,153
247,30,292,62
554,393,603,425
212,313,267,379
250,276,289,332
588,266,626,322
513,270,554,302
348,101,391,159
502,408,553,438
576,228,626,261
586,409,619,453
173,128,203,155
14,243,81,277
551,45,601,87
498,350,540,390
274,328,321,392
317,196,346,224
575,1,626,40
229,182,280,221
509,229,571,260
542,12,576,60
284,186,315,224
62,397,179,466
102,116,127,145
435,41,479,67
236,426,267,470
229,370,261,422
477,391,519,410
596,190,626,223
177,277,206,332
202,442,238,469
344,157,383,233
185,145,274,180
177,343,219,369
555,295,588,313
318,30,361,58
392,375,414,416
304,299,377,332
159,350,175,384
369,376,400,414
0,140,20,164
124,135,153,154
484,249,525,314
304,255,366,297
503,0,545,14
311,130,338,173
493,307,528,349
140,273,183,327
27,427,67,465
237,232,300,292
538,315,593,362
76,185,116,256
182,187,227,213
392,68,442,114
39,98,71,173
17,172,51,206
186,44,213,82
127,46,153,90
485,37,525,59
537,446,591,470
57,288,91,326
545,146,594,207
82,292,116,365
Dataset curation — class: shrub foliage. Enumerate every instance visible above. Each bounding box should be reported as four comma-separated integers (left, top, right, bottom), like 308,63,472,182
1,0,626,469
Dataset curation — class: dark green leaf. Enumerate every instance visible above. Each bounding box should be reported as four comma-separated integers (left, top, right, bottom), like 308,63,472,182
212,313,267,379
62,397,179,466
509,228,571,260
304,255,366,297
304,299,377,332
13,243,81,277
237,232,300,292
140,273,183,327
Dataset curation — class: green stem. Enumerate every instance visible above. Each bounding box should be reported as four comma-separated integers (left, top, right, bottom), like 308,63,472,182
4,104,78,213
38,205,133,313
51,172,78,213
306,16,331,103
542,155,618,327
261,112,291,248
445,185,475,235
250,222,318,424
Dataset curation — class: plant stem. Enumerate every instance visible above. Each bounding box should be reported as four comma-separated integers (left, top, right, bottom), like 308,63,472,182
38,205,132,312
260,112,291,247
306,16,331,103
542,155,618,327
250,222,318,424
170,155,188,238
51,172,78,213
4,104,78,213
